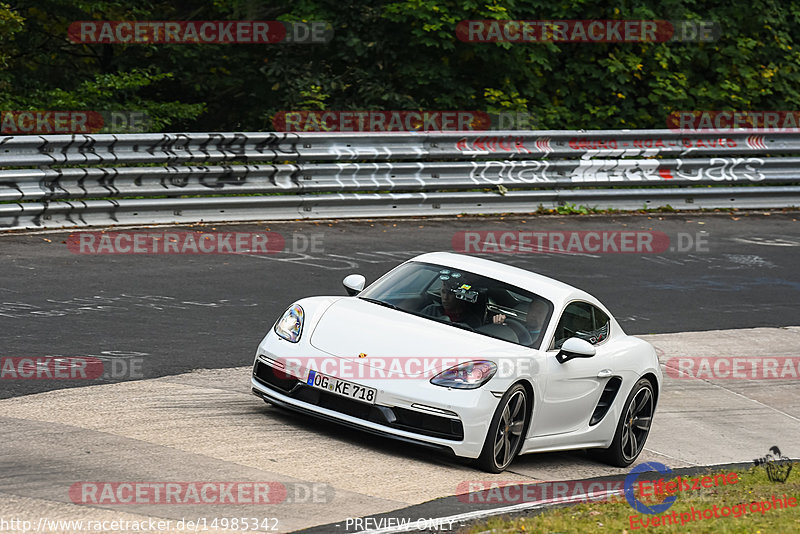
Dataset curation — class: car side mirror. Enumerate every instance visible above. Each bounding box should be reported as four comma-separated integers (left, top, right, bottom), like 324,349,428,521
342,274,366,296
556,337,596,364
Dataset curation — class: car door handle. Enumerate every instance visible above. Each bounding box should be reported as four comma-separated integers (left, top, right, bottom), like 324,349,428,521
597,369,613,378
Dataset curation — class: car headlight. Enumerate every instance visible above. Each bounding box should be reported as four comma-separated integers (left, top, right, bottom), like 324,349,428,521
274,304,304,343
430,360,497,389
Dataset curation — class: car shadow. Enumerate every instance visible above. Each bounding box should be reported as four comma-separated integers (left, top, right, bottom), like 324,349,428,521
256,400,474,470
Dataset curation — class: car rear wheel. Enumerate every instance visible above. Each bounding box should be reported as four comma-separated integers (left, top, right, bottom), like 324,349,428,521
592,378,654,467
476,384,529,473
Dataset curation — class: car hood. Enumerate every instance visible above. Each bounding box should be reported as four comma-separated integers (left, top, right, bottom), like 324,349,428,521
308,297,531,377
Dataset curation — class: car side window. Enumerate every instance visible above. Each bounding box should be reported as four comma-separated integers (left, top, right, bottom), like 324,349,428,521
552,301,610,349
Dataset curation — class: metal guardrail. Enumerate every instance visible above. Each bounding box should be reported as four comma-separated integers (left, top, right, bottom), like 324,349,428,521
1,130,799,230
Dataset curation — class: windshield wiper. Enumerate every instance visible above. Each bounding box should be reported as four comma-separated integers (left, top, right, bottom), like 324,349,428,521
358,297,400,311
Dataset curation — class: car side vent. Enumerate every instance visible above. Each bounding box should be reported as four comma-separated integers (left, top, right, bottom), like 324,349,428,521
589,376,623,426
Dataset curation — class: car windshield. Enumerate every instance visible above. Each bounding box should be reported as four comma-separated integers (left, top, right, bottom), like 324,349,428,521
358,261,554,349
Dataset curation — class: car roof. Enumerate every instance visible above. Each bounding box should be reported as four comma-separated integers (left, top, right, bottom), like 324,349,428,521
408,251,602,310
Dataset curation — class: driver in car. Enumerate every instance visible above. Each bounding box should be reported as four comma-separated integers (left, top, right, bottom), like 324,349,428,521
421,277,483,328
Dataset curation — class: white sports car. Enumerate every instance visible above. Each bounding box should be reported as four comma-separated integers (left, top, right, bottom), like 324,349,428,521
251,252,662,472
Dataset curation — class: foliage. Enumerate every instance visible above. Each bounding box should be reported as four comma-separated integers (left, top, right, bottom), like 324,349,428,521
1,0,798,131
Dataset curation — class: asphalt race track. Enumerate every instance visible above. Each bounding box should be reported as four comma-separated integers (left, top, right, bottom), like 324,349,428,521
1,212,799,532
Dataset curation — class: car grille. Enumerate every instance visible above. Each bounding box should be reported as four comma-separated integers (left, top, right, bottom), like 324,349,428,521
391,406,465,440
253,359,464,441
589,376,622,426
253,359,299,393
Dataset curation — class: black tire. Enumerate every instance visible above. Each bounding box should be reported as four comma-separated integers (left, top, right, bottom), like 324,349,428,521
475,383,530,473
591,378,655,467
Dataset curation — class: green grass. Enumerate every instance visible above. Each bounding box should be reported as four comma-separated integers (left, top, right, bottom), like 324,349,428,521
463,465,799,534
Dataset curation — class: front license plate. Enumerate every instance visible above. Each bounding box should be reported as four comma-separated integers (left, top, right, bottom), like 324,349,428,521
306,370,377,404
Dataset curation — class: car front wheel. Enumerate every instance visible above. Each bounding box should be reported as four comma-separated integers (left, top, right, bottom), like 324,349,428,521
592,378,654,467
476,383,529,473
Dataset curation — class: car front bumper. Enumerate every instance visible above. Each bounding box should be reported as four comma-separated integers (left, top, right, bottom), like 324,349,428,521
250,333,502,459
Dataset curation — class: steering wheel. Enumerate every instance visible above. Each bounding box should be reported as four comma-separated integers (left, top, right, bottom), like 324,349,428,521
504,319,533,346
